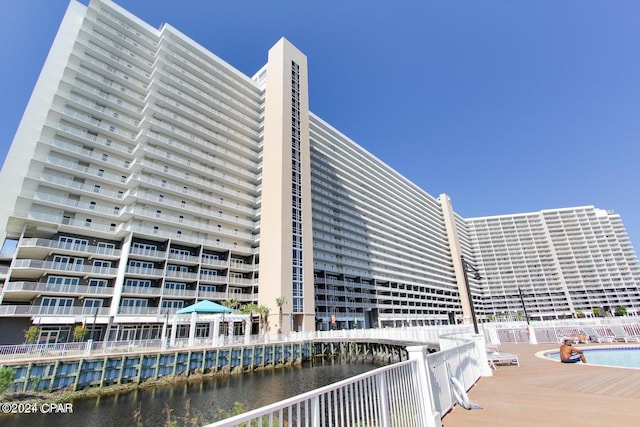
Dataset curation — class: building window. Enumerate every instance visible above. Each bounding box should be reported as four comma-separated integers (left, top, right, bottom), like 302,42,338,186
89,279,107,287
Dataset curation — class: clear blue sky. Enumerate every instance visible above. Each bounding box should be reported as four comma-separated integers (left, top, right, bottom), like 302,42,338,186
1,0,639,250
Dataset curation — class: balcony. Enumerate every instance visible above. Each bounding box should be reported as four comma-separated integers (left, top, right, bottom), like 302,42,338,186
229,260,256,272
136,172,256,207
198,274,227,284
228,277,257,286
162,287,197,298
130,205,254,240
200,257,228,268
117,306,162,316
196,289,227,300
12,210,123,236
165,270,198,281
0,305,109,317
125,266,165,277
129,247,167,260
3,281,114,300
42,172,127,197
167,252,200,264
122,285,162,296
129,223,254,255
18,238,121,259
11,259,118,279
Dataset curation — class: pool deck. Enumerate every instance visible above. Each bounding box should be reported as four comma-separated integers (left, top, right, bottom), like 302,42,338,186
442,343,640,427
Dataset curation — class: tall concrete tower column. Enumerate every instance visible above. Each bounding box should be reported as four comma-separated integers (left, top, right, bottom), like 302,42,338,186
440,194,475,327
258,39,315,333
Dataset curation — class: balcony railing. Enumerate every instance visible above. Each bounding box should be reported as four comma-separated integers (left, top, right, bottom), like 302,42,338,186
204,328,484,427
0,305,109,317
3,281,114,296
122,285,162,296
19,238,121,257
165,270,198,280
117,306,164,315
11,259,118,276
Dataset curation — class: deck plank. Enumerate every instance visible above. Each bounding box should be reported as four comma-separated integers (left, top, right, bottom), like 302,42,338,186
442,343,640,427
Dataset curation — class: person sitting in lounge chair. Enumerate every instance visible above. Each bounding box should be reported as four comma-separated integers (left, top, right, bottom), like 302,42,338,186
560,338,586,363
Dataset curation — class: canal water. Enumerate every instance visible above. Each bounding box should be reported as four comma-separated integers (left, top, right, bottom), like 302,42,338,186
3,359,382,427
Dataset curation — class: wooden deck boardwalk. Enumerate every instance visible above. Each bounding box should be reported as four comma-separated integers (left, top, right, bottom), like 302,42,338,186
442,343,640,427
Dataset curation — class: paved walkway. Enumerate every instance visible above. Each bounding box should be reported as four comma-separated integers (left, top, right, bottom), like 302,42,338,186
442,343,640,427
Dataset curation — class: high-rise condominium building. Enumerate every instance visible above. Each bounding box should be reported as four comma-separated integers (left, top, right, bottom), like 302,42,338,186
468,207,640,320
0,0,638,344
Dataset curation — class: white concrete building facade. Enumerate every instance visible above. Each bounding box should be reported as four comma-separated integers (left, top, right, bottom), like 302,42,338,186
468,207,640,321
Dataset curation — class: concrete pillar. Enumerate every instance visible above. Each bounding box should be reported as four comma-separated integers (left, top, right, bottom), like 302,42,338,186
472,334,493,377
188,311,196,347
161,316,168,350
170,316,177,347
212,316,220,347
244,318,251,345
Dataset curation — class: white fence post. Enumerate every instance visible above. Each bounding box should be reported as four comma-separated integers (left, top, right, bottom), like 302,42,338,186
528,324,538,344
311,395,320,427
406,346,442,427
472,334,493,377
376,372,391,427
84,339,93,356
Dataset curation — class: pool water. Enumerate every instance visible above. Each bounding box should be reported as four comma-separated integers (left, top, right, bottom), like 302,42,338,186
547,346,640,369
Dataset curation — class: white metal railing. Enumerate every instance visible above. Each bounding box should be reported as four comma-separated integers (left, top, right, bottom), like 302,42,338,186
207,360,428,427
0,305,110,317
0,326,487,426
205,328,483,427
4,281,114,296
0,325,462,361
482,317,640,345
0,342,88,361
12,259,117,276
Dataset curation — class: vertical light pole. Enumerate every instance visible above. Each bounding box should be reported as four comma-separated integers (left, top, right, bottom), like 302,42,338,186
460,255,480,334
518,287,530,325
517,287,537,344
91,306,99,341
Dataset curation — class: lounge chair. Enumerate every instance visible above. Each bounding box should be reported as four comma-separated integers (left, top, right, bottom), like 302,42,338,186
487,350,520,369
610,326,640,343
581,326,615,343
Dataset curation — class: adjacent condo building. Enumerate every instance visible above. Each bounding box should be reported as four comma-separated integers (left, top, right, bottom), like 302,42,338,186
0,0,638,344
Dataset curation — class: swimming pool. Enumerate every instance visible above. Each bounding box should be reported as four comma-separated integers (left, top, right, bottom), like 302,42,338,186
544,346,640,369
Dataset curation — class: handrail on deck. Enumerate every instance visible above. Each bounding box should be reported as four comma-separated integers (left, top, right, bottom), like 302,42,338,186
204,327,489,427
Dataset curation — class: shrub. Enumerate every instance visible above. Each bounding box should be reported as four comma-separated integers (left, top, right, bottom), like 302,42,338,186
0,366,15,393
24,326,40,343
